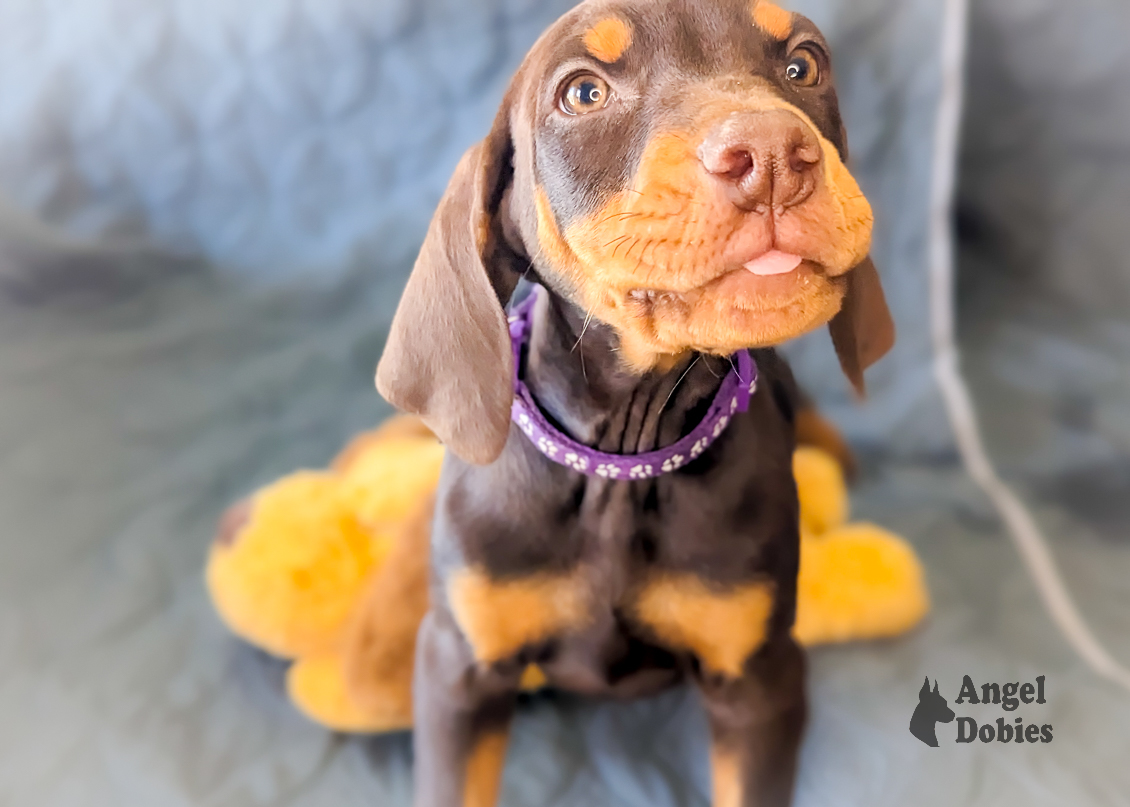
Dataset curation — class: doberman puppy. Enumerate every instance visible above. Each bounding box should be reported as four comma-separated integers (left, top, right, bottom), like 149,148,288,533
376,1,894,805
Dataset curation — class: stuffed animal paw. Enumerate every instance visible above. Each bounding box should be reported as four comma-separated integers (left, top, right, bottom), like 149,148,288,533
792,446,930,645
206,416,445,732
207,471,388,660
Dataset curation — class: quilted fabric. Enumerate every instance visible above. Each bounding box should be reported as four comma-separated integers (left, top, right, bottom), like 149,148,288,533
0,0,954,452
959,0,1130,317
0,0,572,277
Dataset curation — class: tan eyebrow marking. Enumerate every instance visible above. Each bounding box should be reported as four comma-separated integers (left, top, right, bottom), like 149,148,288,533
583,17,634,63
752,1,794,40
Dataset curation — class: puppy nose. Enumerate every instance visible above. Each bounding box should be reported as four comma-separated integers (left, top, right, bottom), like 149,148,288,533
698,110,822,211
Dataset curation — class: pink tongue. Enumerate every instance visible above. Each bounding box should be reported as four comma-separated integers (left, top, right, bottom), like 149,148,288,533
744,250,804,276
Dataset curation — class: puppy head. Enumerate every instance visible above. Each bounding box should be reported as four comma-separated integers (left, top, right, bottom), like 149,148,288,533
378,0,894,465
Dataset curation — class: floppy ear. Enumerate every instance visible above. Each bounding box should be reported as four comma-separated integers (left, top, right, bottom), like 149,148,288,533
828,256,895,396
376,100,526,465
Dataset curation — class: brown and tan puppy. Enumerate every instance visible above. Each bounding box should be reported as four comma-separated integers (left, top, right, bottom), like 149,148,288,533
376,1,894,805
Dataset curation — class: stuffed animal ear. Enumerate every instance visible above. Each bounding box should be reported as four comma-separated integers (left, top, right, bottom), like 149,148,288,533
828,256,895,396
376,99,527,466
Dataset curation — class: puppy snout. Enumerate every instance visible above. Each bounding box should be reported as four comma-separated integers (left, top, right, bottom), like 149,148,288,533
698,110,822,212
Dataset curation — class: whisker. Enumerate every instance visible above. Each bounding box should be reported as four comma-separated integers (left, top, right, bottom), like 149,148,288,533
596,210,645,227
625,237,647,261
572,311,595,354
611,236,639,259
726,354,749,385
661,355,701,413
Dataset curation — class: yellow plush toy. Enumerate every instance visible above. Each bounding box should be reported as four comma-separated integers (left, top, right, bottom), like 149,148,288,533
207,416,928,733
791,446,930,644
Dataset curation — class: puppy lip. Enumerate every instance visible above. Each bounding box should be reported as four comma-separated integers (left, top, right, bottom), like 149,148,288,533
711,261,822,301
629,260,825,304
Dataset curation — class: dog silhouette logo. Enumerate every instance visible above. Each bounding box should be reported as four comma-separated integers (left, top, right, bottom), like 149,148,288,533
910,677,955,747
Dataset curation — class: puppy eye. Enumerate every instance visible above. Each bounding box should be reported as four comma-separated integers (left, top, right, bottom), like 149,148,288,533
785,49,821,87
560,74,612,115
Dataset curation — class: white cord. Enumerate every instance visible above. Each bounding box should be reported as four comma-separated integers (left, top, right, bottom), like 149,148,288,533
929,0,1130,691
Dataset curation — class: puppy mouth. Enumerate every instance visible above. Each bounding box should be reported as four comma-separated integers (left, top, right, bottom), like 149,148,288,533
624,255,845,357
628,252,826,311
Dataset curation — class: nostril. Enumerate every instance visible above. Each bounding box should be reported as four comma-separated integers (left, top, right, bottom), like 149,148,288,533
703,146,755,181
720,148,754,181
787,133,822,174
789,145,821,173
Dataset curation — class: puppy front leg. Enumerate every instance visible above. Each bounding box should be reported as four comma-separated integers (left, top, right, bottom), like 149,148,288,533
413,610,519,807
698,637,807,807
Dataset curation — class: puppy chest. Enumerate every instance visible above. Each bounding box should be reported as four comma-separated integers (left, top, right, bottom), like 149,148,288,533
444,558,779,681
443,479,787,675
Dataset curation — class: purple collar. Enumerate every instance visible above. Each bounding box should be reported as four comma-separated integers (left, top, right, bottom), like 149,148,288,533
508,288,757,479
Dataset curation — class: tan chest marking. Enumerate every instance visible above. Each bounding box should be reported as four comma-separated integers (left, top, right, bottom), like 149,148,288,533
583,17,633,64
463,730,509,807
447,568,591,663
752,1,794,41
633,575,775,678
710,749,743,807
